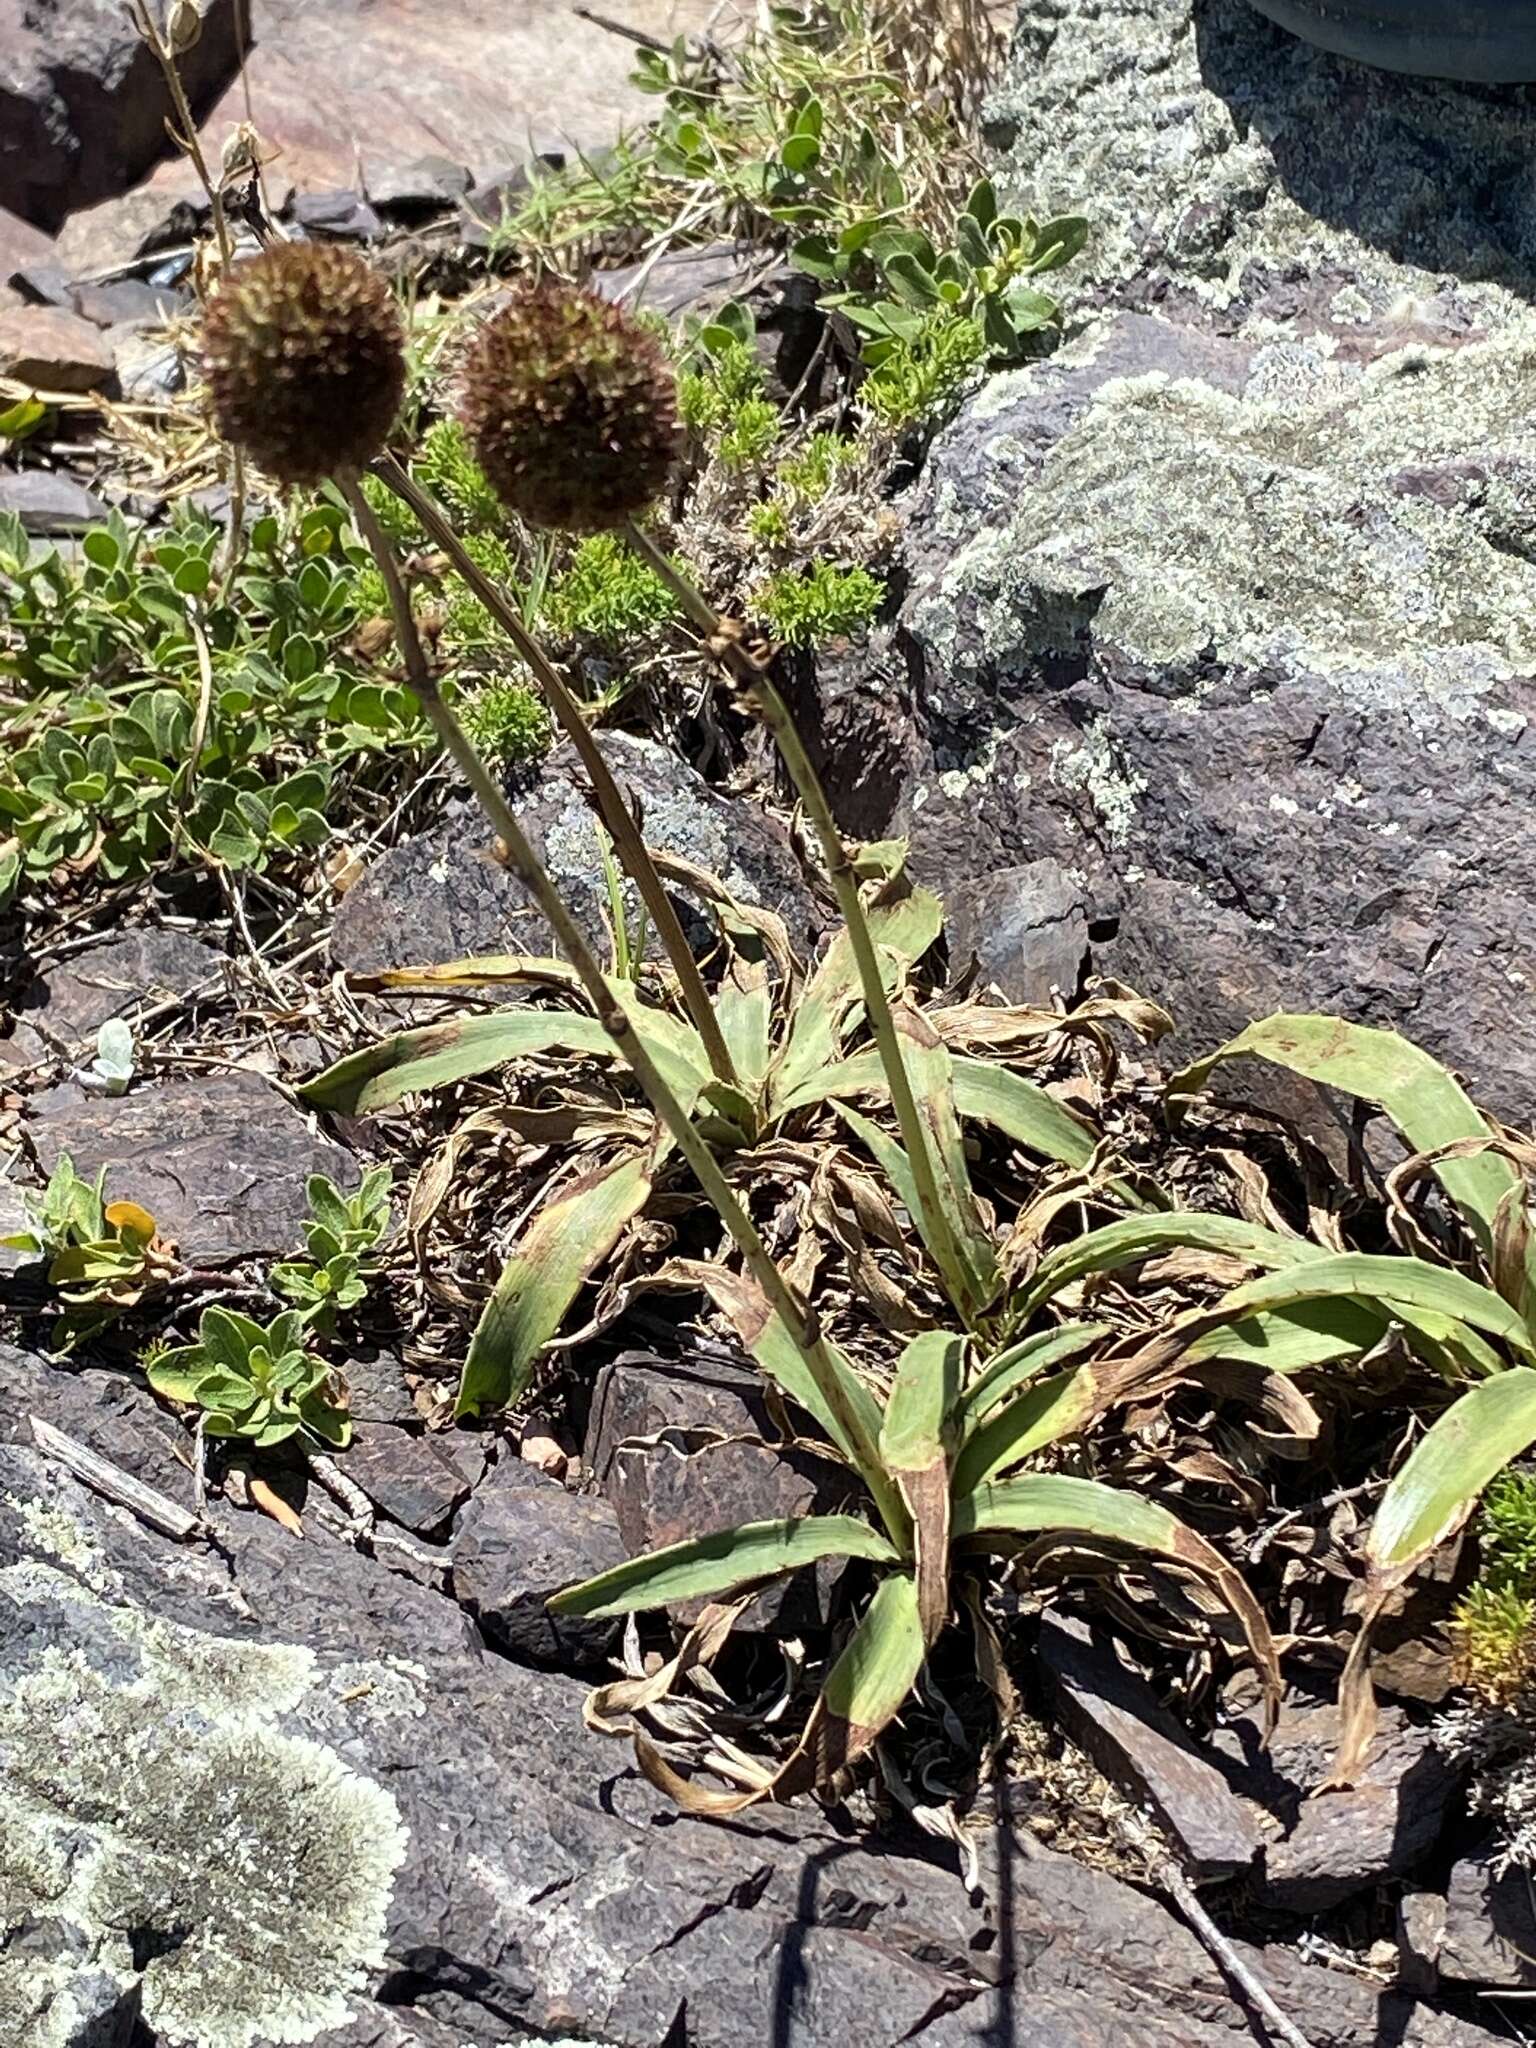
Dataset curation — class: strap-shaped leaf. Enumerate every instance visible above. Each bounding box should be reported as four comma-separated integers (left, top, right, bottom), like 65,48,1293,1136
880,1331,962,1643
1370,1367,1536,1577
961,1321,1110,1426
1210,1254,1535,1360
1182,1300,1386,1374
1169,1015,1516,1258
893,1005,998,1316
951,1367,1099,1495
770,890,943,1110
457,1150,656,1417
301,1012,613,1114
954,1473,1278,1697
1014,1213,1326,1322
549,1513,900,1618
713,950,772,1097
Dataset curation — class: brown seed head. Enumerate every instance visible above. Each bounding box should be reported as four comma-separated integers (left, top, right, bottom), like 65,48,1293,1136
457,282,679,531
202,242,406,487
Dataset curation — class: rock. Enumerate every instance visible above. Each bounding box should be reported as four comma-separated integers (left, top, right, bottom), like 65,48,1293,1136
1402,1842,1536,1990
0,467,107,534
451,1455,625,1670
69,0,720,268
592,240,765,322
0,1363,1506,2048
339,1350,419,1428
0,0,240,230
1037,1614,1264,1879
1217,1691,1458,1912
0,303,115,391
946,859,1089,1005
364,153,472,218
0,205,58,309
109,324,184,405
345,1422,470,1539
817,0,1536,1128
0,1343,194,1507
586,1347,855,1631
331,731,818,975
69,276,183,327
27,1068,355,1264
290,188,384,240
14,929,223,1049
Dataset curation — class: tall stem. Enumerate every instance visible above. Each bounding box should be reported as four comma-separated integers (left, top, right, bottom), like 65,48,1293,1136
343,481,906,1542
622,521,980,1323
373,455,737,1089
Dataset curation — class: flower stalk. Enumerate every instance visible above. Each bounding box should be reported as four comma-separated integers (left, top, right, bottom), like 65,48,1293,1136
342,479,906,1542
374,454,737,1088
622,520,983,1325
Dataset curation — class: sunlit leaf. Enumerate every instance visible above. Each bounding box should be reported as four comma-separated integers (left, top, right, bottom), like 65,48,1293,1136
1369,1367,1536,1576
550,1513,899,1617
880,1330,961,1641
951,1367,1099,1494
1211,1254,1534,1360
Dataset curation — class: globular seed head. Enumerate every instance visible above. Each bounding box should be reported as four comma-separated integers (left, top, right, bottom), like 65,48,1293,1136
457,282,679,532
202,241,406,487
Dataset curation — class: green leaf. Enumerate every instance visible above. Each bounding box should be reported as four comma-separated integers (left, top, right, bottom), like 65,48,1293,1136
1169,1016,1516,1260
300,1012,614,1114
771,890,943,1111
457,1152,655,1417
893,1005,998,1317
713,952,772,1099
952,1367,1100,1494
1181,1299,1388,1374
1000,283,1058,333
549,1513,899,1617
1212,1254,1535,1359
883,252,942,308
0,397,47,443
880,1330,961,1640
965,177,998,229
954,1473,1277,1688
1368,1367,1536,1574
810,1568,924,1758
1014,1213,1325,1321
961,1321,1110,1426
1028,215,1090,271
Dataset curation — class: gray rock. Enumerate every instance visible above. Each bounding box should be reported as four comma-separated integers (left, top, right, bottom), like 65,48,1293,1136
0,466,106,534
331,731,818,975
1037,1615,1263,1879
0,1342,1505,2048
1217,1692,1458,1912
815,0,1536,1129
339,1350,419,1428
364,153,472,217
14,929,223,1049
291,188,385,240
1401,1842,1536,1989
586,1348,855,1632
26,1068,355,1264
946,860,1089,1005
0,0,240,230
69,277,183,327
346,1422,470,1539
0,303,115,391
110,325,185,405
452,1455,626,1670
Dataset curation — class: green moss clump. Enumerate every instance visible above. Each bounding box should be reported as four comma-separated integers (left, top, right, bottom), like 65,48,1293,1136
757,560,885,647
543,534,680,647
459,675,550,766
1453,1468,1536,1704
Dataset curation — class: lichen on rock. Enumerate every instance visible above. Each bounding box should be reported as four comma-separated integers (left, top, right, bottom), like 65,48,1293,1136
0,1543,408,2048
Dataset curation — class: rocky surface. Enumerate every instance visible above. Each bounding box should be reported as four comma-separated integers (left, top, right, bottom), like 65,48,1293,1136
452,1454,626,1670
26,1067,355,1263
0,0,240,230
0,302,116,392
0,1341,1508,2048
332,732,819,976
7,928,224,1059
819,0,1536,1123
50,0,722,273
1401,1842,1536,1990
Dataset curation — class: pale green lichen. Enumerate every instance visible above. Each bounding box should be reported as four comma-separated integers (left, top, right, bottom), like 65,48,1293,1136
0,1556,409,2048
1049,719,1147,845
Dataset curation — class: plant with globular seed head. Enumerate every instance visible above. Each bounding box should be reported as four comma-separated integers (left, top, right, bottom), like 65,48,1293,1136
457,282,680,532
202,241,407,486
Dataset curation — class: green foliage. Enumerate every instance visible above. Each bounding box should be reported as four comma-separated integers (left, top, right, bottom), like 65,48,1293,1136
678,316,774,467
542,533,680,646
1481,1468,1536,1590
414,418,504,532
147,1305,351,1449
797,178,1083,367
458,675,551,767
860,309,990,430
0,502,435,905
2,1154,167,1336
756,559,884,646
1452,1467,1536,1703
270,1167,392,1332
778,431,854,502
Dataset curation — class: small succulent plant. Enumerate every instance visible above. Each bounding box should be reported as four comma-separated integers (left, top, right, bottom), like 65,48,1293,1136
202,242,406,486
457,282,679,531
147,1305,351,1449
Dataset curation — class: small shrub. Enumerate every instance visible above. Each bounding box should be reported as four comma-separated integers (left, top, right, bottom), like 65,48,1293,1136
756,559,885,646
147,1305,351,1449
542,533,680,647
458,675,551,767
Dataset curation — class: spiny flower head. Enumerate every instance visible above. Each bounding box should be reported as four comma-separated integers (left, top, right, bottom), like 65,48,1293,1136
457,282,679,532
202,241,406,486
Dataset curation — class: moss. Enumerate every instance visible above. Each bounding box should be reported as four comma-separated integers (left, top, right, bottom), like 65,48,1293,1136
0,1552,409,2048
